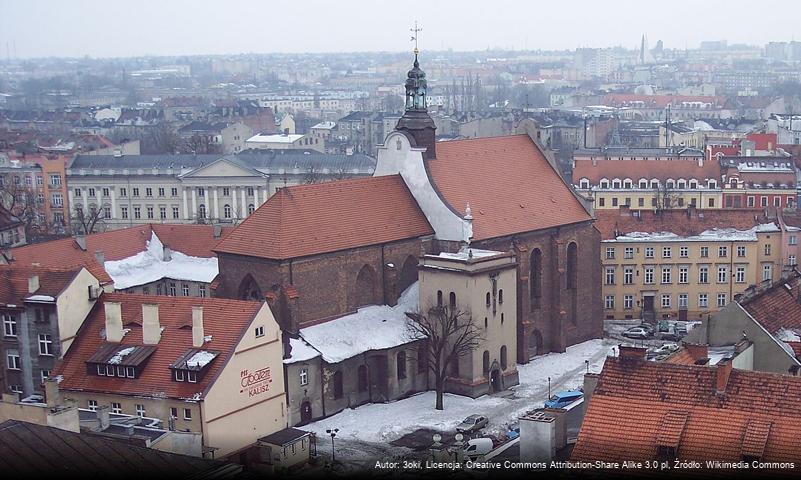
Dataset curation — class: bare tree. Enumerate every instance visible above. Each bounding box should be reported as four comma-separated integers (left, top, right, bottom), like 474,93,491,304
405,304,483,410
182,134,222,155
653,183,679,212
332,166,351,181
71,204,108,235
0,180,47,239
303,163,322,184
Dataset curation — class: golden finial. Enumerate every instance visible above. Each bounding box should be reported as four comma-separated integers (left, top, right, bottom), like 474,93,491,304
410,21,422,55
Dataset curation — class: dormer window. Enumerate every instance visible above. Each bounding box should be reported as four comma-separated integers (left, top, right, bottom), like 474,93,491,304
171,349,219,383
87,344,155,380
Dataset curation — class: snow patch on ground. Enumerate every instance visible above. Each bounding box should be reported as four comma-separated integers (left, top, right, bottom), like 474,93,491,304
299,282,422,364
104,232,218,290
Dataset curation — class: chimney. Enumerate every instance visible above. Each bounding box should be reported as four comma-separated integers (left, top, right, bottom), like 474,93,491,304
142,304,161,345
618,345,647,362
28,275,40,293
96,405,110,431
213,224,222,238
192,306,204,348
163,245,172,262
520,412,557,463
104,302,123,342
44,377,61,409
685,343,709,362
75,235,87,251
583,372,600,406
94,250,105,264
715,358,733,394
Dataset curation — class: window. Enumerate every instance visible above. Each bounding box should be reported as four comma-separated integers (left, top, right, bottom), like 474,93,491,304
40,369,50,383
530,249,542,308
104,206,111,218
700,246,709,258
761,196,768,207
134,206,141,219
198,204,206,218
121,206,129,219
9,385,22,394
51,193,63,207
111,403,122,414
644,266,655,284
158,187,165,197
146,188,153,197
437,291,443,307
74,188,82,197
498,289,504,304
6,350,20,370
449,292,457,308
97,364,105,376
623,266,634,285
678,294,688,308
299,368,309,386
638,197,645,207
173,206,179,219
624,247,634,259
175,370,185,382
136,404,145,417
248,204,255,215
106,365,114,376
735,266,746,283
223,187,230,196
187,371,197,383
775,197,782,207
36,175,43,186
763,264,772,281
718,246,728,258
397,351,407,379
255,326,265,337
717,266,728,283
678,266,689,284
171,188,178,197
500,345,508,370
661,266,672,284
612,197,618,207
132,187,140,197
170,407,178,419
645,247,654,259
126,367,134,378
102,187,109,197
169,283,177,296
184,408,192,420
623,294,634,310
764,244,772,256
662,247,672,259
224,204,232,218
598,197,605,207
699,266,709,283
147,206,154,219
38,334,53,356
120,187,127,197
717,293,727,307
566,242,578,290
2,314,17,337
737,246,746,257
417,348,426,373
605,267,616,285
333,371,343,399
49,174,61,186
747,196,755,207
159,206,166,219
181,284,189,296
197,187,205,197
605,295,615,309
679,246,688,258
790,255,797,266
699,293,709,308
661,294,671,309
198,285,207,298
247,187,254,196
606,247,615,259
88,400,98,412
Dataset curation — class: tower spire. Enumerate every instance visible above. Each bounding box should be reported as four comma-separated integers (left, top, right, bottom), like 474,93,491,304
410,21,422,62
395,21,437,159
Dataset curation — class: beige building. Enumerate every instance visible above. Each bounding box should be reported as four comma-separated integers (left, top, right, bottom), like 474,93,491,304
419,247,520,397
245,133,323,152
53,294,287,457
597,209,783,321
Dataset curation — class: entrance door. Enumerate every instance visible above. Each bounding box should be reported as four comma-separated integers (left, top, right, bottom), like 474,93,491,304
300,401,312,424
490,369,501,392
642,296,655,322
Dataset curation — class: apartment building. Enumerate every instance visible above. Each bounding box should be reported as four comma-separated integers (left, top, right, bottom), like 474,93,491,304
597,209,784,321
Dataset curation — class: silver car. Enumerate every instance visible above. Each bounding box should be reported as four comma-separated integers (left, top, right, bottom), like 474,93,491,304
456,414,488,434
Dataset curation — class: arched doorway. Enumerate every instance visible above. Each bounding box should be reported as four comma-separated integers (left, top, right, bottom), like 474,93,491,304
398,255,419,294
490,368,501,393
300,401,312,424
529,330,543,359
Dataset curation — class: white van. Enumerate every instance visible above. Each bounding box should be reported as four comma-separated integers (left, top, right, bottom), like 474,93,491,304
462,437,493,459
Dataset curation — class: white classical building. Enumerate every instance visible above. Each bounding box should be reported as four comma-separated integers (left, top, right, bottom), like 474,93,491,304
66,151,375,229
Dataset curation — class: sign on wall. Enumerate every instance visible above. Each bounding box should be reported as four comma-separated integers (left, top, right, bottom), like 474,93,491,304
240,367,272,397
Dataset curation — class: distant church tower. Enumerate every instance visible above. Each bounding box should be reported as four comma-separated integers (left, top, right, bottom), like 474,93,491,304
395,38,437,159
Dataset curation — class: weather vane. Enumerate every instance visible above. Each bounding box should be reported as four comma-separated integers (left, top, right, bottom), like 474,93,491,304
410,21,422,54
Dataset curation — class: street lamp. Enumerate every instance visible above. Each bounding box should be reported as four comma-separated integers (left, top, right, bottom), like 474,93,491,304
326,428,339,464
548,376,551,399
454,433,464,462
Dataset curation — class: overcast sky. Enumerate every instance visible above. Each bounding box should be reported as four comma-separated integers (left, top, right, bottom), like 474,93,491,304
1,0,799,59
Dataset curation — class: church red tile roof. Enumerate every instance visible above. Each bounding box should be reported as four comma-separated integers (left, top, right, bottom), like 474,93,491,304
7,224,232,284
52,294,264,400
595,209,768,240
214,175,433,260
572,355,801,463
573,157,721,185
739,272,801,335
426,135,592,240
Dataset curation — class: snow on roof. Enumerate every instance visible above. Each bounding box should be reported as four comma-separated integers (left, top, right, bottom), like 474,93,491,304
108,347,136,365
693,120,715,131
104,232,218,290
707,346,736,365
284,337,321,364
246,133,303,143
612,223,779,243
185,350,217,368
311,121,336,130
25,295,56,303
777,328,801,342
437,248,503,261
299,282,423,364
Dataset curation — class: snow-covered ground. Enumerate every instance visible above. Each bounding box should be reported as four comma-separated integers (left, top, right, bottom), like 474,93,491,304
305,338,615,466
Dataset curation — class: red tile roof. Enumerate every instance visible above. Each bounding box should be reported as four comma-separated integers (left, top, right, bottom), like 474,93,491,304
740,272,801,334
426,135,592,240
573,157,721,185
595,209,768,240
0,266,81,306
52,293,263,400
8,224,231,284
572,356,801,463
214,175,433,260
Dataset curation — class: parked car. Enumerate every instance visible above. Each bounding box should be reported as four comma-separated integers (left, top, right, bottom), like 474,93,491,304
505,422,520,440
647,343,680,359
622,326,653,339
639,323,656,335
462,437,493,459
456,414,488,434
544,390,584,409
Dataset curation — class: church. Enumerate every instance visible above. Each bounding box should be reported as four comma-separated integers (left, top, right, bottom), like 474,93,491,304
212,50,602,425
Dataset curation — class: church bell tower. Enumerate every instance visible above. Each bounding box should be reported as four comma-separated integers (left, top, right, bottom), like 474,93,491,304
395,22,437,159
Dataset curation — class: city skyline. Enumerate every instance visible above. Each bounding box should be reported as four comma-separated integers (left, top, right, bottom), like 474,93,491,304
1,0,800,59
